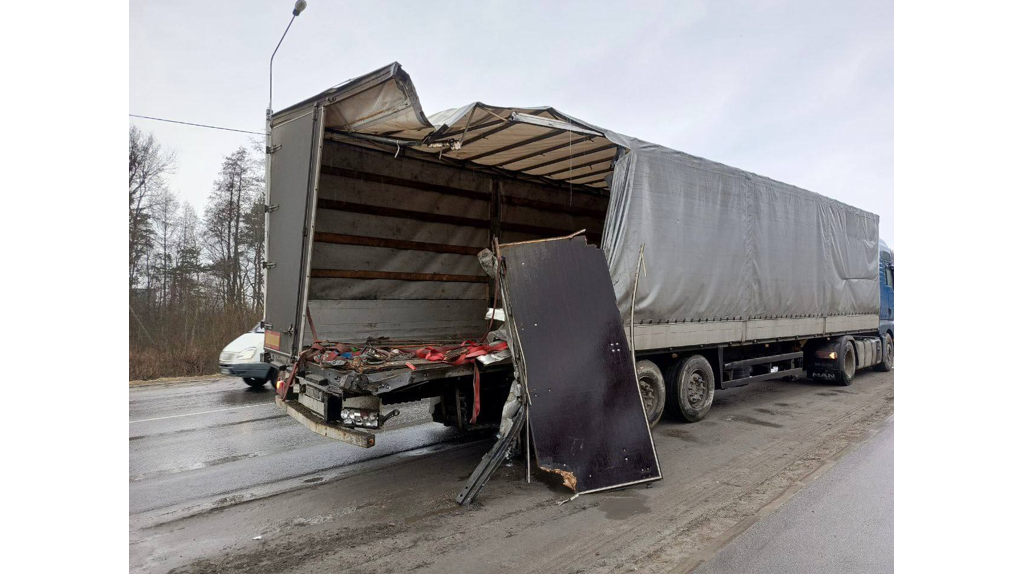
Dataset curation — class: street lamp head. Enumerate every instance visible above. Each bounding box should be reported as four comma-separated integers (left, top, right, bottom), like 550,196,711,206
292,0,307,16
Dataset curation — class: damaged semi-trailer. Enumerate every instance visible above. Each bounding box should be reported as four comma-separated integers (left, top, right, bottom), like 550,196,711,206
262,63,894,487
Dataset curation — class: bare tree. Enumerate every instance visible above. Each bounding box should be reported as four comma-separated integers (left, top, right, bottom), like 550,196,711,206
203,146,261,308
129,126,175,290
149,187,179,309
172,201,202,305
241,192,266,309
129,138,269,380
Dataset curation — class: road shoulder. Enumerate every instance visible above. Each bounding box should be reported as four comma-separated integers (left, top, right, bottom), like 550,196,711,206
130,374,224,387
683,415,894,573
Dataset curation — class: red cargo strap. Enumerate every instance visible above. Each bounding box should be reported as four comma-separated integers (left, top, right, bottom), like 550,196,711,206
470,364,481,424
305,306,319,342
414,341,507,365
412,341,506,425
278,346,315,399
415,347,447,362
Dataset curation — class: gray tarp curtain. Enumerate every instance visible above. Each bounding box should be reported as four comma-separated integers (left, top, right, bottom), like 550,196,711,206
600,136,880,323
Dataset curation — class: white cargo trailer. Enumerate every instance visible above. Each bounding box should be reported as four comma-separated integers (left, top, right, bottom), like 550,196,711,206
262,63,894,444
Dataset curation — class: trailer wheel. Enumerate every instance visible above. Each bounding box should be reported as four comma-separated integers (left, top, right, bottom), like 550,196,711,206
243,377,268,387
635,360,666,428
874,333,894,372
667,355,715,423
839,340,856,386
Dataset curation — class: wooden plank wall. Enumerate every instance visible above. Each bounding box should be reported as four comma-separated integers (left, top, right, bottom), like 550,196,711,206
305,140,609,344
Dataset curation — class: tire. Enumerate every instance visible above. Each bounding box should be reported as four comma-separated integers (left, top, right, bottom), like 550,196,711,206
874,333,894,372
839,339,856,386
666,355,716,423
635,360,666,428
243,377,268,387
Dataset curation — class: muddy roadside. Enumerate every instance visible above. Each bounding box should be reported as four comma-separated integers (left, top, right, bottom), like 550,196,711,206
131,371,894,574
130,374,224,387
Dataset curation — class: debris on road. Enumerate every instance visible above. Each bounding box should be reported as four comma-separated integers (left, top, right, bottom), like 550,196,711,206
556,493,580,506
457,234,662,504
456,389,526,505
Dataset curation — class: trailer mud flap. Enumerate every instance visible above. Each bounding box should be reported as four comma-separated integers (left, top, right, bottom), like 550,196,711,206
500,235,661,494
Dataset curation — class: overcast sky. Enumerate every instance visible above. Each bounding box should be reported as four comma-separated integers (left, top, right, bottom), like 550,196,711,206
130,0,893,245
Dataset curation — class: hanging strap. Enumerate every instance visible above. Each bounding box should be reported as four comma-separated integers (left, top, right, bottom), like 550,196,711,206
470,363,481,424
305,306,320,342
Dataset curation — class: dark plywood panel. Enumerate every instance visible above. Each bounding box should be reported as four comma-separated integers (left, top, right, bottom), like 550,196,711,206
500,237,661,493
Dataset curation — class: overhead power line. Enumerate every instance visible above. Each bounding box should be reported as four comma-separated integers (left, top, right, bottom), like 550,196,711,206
129,114,263,135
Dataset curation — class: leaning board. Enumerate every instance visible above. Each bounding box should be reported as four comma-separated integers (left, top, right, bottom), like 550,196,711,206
500,236,661,493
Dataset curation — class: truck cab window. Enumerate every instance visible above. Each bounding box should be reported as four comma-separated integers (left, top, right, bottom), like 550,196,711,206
885,267,894,287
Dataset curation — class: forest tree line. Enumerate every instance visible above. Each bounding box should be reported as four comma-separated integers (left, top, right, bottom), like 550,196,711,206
129,125,266,379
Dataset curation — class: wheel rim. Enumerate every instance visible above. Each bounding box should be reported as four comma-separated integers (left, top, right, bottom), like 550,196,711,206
886,336,894,366
638,376,656,415
686,371,709,407
844,347,856,378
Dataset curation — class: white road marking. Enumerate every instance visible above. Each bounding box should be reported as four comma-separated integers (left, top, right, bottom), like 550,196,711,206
129,402,274,424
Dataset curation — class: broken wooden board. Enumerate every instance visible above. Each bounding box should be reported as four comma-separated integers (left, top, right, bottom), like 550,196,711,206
500,236,661,493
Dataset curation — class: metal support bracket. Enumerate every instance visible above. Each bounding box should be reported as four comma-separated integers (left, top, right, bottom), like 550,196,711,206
456,404,527,505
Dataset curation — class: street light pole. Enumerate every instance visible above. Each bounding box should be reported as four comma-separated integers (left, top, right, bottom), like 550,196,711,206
267,0,307,123
268,15,294,117
264,0,307,328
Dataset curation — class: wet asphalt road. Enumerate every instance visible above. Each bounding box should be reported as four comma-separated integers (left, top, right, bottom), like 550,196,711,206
694,415,894,574
129,377,461,516
131,371,894,574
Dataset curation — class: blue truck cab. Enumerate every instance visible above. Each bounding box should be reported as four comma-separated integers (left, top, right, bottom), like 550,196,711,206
877,240,895,370
878,240,894,339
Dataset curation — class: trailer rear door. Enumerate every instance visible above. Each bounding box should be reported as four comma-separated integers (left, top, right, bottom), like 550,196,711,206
265,105,325,358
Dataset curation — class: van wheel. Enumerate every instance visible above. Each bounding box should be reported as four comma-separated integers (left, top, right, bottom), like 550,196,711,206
839,339,856,386
667,355,715,422
874,333,893,372
243,377,268,387
635,360,666,428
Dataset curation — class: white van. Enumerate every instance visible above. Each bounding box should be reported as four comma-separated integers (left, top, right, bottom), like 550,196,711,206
219,324,275,387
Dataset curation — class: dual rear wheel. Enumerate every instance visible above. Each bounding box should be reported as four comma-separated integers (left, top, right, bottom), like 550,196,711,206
666,355,715,423
636,354,715,428
636,360,666,427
